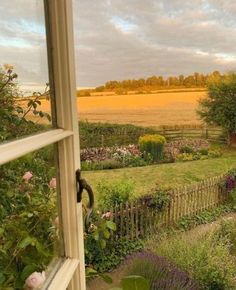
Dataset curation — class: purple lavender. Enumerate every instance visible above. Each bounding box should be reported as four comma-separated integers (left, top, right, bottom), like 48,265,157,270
126,251,199,290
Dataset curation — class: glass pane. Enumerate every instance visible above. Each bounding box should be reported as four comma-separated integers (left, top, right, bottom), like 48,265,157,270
0,1,53,144
0,144,63,289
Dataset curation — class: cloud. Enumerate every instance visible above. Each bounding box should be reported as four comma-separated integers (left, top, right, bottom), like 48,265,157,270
1,0,236,88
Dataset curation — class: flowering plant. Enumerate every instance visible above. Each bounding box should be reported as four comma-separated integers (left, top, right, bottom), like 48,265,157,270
0,150,58,289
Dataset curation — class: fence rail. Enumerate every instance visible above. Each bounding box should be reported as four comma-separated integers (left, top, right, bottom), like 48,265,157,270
107,174,227,240
80,126,227,148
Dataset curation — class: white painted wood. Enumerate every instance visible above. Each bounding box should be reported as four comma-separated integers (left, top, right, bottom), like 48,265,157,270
47,259,79,290
0,129,73,166
44,0,86,289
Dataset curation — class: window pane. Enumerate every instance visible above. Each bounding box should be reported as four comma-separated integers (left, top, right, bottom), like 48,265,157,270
0,1,53,144
0,145,63,289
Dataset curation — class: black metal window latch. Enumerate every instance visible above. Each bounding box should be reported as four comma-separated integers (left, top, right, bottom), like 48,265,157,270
76,169,94,229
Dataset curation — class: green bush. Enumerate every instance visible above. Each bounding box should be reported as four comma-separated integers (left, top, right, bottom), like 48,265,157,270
180,146,194,153
97,178,135,209
139,134,166,162
154,231,236,290
177,204,233,230
0,152,58,289
208,149,222,158
138,189,171,211
87,237,143,273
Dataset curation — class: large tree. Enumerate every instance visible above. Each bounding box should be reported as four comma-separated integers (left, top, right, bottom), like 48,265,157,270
197,73,236,145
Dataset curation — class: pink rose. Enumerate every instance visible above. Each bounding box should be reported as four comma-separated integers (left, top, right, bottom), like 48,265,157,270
102,211,113,219
53,216,59,228
23,172,33,181
49,177,56,189
25,271,46,289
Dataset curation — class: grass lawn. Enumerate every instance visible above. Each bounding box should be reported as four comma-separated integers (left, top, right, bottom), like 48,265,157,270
83,150,236,202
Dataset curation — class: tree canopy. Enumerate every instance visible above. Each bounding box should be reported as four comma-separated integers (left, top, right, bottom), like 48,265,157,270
197,73,236,134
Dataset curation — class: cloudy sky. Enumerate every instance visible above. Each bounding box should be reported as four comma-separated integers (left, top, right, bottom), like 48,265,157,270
1,0,236,89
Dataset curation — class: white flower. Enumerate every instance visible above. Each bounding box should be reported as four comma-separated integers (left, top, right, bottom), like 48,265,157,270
25,271,46,290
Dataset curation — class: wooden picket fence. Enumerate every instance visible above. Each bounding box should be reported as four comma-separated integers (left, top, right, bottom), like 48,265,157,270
88,126,227,148
108,174,227,240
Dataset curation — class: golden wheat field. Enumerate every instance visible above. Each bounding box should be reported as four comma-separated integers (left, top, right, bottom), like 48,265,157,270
25,90,207,126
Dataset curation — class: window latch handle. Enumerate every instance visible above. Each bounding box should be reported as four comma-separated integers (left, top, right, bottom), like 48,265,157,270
76,169,94,229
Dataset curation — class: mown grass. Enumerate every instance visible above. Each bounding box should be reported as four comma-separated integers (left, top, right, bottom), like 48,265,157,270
83,150,236,202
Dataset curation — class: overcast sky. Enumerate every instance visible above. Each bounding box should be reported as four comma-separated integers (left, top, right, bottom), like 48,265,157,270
1,0,236,89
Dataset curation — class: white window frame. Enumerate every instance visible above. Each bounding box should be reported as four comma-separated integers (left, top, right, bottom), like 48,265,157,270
0,0,86,289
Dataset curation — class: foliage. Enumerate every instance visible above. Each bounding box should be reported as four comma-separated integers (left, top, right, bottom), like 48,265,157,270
86,237,143,273
180,146,194,153
177,204,233,230
138,189,171,211
198,73,236,134
139,134,166,162
214,219,236,256
154,230,236,290
84,211,117,272
93,71,222,92
176,149,222,162
79,121,157,149
220,168,236,193
0,65,50,142
97,178,135,209
126,251,199,290
110,275,150,290
0,152,57,289
164,138,210,161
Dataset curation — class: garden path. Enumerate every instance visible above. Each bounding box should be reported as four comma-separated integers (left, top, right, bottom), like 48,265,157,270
86,213,236,290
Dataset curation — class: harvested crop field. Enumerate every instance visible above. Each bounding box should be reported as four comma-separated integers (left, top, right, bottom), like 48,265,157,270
23,90,207,126
78,90,206,126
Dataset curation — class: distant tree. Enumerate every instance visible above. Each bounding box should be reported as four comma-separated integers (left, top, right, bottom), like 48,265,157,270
197,73,236,145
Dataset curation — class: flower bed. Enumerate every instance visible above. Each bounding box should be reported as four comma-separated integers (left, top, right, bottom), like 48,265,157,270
81,138,222,171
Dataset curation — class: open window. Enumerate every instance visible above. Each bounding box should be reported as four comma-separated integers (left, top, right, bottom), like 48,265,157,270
0,1,86,289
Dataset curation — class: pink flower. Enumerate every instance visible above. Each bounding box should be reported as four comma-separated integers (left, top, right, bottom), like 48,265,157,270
49,177,56,189
53,216,59,228
23,172,33,181
25,271,46,289
102,211,113,219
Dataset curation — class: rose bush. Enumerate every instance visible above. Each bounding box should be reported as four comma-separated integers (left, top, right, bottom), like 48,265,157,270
0,149,58,289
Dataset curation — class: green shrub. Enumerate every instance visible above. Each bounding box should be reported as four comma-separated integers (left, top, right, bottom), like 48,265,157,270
228,189,236,209
0,153,58,289
97,178,135,209
154,231,236,290
198,148,209,155
180,146,194,153
176,153,194,162
177,204,233,230
138,189,171,211
88,237,143,272
139,134,166,162
208,149,222,158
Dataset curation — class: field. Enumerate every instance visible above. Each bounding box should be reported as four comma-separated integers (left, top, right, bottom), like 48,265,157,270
83,149,236,202
77,90,206,126
23,89,207,126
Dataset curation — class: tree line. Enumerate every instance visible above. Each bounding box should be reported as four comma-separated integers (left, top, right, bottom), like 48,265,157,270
94,71,222,92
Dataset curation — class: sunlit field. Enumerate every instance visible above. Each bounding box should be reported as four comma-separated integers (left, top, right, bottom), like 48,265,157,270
23,90,207,126
77,91,206,126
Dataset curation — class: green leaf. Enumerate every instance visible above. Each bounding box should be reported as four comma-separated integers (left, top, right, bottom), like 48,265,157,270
99,273,112,284
106,221,117,231
18,236,33,249
0,272,5,284
122,276,149,290
100,239,106,249
0,228,4,236
109,288,122,290
20,264,37,281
